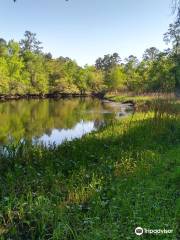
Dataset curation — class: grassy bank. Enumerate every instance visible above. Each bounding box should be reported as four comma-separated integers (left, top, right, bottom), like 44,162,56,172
105,93,180,114
105,93,179,104
0,107,180,239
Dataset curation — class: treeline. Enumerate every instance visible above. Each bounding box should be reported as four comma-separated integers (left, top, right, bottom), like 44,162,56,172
0,16,179,96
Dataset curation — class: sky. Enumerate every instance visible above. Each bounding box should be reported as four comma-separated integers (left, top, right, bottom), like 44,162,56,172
0,0,175,66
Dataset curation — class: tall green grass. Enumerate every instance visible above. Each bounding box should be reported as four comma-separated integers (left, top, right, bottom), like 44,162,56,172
0,104,179,239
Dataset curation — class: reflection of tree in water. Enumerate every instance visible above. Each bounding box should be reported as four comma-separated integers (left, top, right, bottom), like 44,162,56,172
0,98,116,144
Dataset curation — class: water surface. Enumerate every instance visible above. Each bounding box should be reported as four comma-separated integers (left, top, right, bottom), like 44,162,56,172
0,98,132,145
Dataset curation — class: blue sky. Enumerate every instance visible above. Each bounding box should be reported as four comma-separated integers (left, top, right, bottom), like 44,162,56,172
0,0,174,66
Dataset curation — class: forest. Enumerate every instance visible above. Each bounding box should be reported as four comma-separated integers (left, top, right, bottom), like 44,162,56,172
0,10,179,97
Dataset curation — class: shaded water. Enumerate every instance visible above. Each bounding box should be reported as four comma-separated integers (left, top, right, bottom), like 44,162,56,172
0,98,132,145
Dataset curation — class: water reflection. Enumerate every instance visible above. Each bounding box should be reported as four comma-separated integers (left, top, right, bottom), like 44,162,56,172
35,121,95,145
0,98,132,145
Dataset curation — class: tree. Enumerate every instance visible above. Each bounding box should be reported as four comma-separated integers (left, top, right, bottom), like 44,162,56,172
164,12,180,91
125,55,139,69
172,0,180,15
146,53,175,92
105,66,126,92
75,68,88,94
124,55,142,91
44,52,52,60
164,16,180,55
143,47,160,61
0,27,178,96
95,53,121,71
7,40,28,94
23,51,48,94
0,39,7,57
0,57,9,93
20,31,43,53
85,66,105,93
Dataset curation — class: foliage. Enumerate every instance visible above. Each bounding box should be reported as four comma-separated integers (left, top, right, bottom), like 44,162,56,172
95,53,121,71
19,31,43,54
0,30,178,96
164,10,180,90
143,47,160,61
105,66,126,91
0,104,179,239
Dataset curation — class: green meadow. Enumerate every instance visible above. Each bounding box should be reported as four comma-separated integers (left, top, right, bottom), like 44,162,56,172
0,100,179,239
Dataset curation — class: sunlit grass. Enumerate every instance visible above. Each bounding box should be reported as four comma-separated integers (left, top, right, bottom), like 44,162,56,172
105,92,177,102
0,102,179,239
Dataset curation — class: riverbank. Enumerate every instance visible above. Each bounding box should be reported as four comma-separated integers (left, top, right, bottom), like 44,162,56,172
105,92,179,104
105,93,180,114
1,92,179,107
0,93,89,101
0,92,107,102
0,105,179,239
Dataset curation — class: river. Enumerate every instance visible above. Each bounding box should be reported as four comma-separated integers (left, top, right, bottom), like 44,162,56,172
0,97,133,145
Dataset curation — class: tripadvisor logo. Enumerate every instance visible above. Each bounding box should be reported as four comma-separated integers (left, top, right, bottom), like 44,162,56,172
135,227,143,236
135,226,173,236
